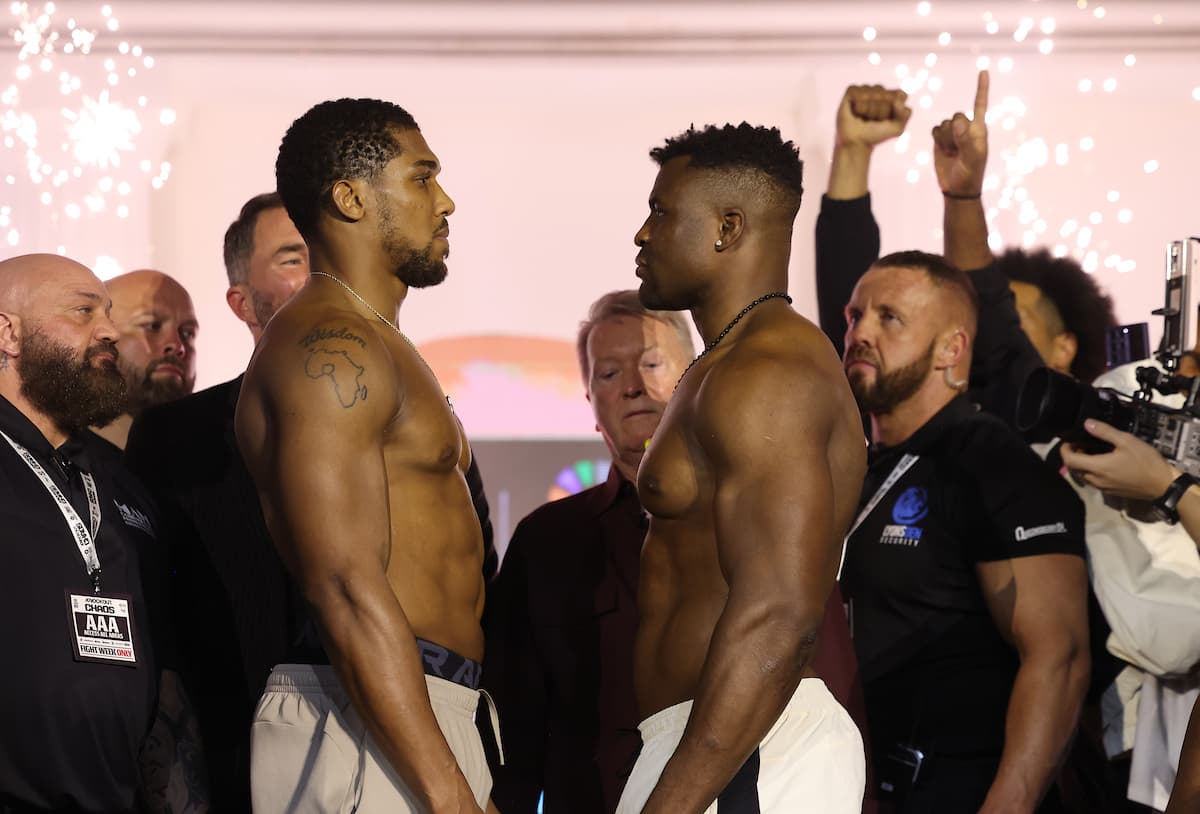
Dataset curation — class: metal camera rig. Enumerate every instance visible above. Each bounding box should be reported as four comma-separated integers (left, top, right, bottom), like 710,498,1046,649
1017,238,1200,477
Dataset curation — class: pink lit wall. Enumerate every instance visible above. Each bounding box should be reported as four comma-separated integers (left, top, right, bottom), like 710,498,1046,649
5,1,1200,440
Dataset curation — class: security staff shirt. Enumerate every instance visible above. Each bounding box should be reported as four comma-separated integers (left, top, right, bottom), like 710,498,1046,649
0,395,163,812
840,395,1085,758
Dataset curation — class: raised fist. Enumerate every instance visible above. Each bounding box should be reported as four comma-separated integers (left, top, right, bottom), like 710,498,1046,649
836,85,912,149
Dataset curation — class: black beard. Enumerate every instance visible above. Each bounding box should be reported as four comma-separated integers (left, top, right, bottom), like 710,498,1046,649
19,330,127,434
391,241,447,289
846,341,935,415
378,199,447,289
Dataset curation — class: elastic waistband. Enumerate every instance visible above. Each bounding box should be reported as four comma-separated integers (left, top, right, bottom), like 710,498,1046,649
638,677,832,743
264,664,482,714
416,637,481,690
277,637,481,690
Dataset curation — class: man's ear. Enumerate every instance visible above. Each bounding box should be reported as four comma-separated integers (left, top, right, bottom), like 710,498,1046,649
715,209,745,251
225,285,255,328
1048,332,1078,375
330,179,368,223
935,327,970,370
0,311,21,358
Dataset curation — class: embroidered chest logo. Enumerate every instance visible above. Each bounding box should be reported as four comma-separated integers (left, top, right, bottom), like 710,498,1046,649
115,501,155,538
880,486,928,547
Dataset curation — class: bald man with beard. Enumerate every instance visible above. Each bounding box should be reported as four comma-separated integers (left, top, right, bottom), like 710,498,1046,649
92,269,198,450
0,254,207,812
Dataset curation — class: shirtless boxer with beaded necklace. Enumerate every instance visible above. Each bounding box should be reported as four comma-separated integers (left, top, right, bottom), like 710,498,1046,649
618,123,868,814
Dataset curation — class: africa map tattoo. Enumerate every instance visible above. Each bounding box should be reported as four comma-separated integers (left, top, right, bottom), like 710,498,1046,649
300,324,371,407
303,329,368,409
305,349,367,407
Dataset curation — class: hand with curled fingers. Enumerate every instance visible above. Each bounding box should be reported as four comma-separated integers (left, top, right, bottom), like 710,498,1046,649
932,70,990,197
836,84,912,150
1060,419,1179,502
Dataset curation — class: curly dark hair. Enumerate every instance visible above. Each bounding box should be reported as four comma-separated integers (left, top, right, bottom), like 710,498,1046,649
996,248,1117,383
275,98,419,239
649,122,804,220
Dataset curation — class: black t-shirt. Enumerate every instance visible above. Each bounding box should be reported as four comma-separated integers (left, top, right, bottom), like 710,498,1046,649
0,397,163,812
840,396,1085,758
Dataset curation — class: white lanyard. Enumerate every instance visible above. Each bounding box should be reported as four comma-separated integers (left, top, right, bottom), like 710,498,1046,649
837,453,920,580
0,429,103,592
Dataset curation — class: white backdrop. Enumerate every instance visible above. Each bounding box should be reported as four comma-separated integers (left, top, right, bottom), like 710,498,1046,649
3,0,1199,437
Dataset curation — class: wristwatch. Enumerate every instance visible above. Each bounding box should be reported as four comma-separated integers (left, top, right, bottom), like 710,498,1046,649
1151,473,1198,525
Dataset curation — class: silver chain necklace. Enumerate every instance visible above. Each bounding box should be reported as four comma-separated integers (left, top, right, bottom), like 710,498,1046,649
309,270,453,410
676,291,792,388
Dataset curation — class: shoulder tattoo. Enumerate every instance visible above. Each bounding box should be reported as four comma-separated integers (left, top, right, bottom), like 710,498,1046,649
300,325,369,408
299,325,367,349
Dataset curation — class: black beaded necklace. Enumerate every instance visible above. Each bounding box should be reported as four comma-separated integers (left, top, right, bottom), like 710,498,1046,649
676,291,792,388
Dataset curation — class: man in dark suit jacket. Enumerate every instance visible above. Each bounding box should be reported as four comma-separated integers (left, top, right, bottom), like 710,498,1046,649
123,193,311,810
125,193,497,810
482,291,872,813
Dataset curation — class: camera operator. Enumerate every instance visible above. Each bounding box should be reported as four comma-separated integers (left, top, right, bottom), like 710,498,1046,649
1062,420,1200,547
931,73,1200,813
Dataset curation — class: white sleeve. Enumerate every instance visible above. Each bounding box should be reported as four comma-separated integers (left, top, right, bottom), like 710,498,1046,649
1080,482,1200,677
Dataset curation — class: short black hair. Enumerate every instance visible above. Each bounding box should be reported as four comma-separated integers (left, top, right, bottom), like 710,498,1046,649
223,192,283,286
650,123,804,221
876,249,979,327
275,98,419,239
996,248,1116,383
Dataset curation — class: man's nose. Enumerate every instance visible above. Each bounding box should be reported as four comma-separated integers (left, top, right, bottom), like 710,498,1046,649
623,369,646,398
95,314,119,344
162,331,186,359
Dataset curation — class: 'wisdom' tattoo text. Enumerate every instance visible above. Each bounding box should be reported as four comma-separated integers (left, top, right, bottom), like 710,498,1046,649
299,326,367,350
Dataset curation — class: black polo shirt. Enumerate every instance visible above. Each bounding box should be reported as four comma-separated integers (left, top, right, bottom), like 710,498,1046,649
840,395,1084,759
0,396,162,812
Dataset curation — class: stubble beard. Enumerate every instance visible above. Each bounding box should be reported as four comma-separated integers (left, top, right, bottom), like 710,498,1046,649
123,355,193,415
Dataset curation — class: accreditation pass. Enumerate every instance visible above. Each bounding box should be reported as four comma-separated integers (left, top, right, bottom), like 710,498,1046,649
66,592,137,666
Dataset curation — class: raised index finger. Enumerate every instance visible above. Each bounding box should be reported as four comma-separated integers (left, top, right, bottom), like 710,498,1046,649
973,69,990,121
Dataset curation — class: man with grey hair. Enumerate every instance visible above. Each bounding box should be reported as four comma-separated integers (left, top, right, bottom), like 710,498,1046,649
482,289,693,813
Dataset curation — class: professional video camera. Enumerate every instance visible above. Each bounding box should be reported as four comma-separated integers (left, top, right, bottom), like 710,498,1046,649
1016,237,1200,477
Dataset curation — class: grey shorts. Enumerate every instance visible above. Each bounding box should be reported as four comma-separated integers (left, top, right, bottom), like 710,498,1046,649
250,664,494,813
